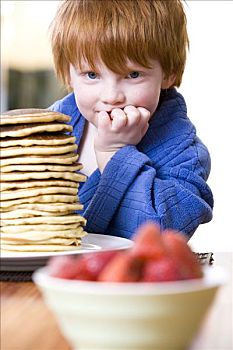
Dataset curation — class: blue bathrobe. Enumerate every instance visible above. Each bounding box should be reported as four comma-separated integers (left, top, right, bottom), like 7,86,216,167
50,88,213,239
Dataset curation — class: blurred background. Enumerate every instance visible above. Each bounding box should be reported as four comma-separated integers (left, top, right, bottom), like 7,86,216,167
1,0,65,111
1,0,233,251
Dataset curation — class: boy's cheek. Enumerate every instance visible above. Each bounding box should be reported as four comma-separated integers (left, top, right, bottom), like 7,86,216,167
133,94,160,116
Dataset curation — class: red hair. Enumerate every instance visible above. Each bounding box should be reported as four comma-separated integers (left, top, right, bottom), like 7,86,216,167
50,0,189,88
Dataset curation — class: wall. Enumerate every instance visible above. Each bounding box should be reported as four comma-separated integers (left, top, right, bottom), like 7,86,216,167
181,1,233,251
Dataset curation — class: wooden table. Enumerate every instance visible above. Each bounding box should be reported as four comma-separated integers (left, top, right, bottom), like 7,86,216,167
1,253,232,350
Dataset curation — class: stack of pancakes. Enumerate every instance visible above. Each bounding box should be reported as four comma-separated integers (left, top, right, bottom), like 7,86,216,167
0,109,87,253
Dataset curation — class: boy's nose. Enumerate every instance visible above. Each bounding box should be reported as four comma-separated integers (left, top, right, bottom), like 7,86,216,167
101,84,125,105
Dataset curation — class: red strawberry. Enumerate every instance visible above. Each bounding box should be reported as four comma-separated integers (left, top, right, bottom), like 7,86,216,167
49,251,117,281
74,251,118,280
48,256,82,279
70,257,94,281
98,252,143,282
131,222,167,260
141,257,182,282
163,230,203,279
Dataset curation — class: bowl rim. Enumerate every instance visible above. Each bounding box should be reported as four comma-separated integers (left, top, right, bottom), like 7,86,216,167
33,266,227,295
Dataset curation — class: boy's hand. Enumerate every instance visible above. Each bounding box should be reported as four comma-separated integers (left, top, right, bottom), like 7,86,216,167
94,106,150,172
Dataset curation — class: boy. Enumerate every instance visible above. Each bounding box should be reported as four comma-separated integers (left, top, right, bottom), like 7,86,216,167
49,0,213,239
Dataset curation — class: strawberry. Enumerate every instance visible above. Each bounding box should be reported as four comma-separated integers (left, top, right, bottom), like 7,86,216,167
98,252,143,282
48,224,203,283
49,251,117,281
141,257,182,282
163,230,203,279
131,222,167,260
74,251,118,280
70,257,94,281
48,256,82,279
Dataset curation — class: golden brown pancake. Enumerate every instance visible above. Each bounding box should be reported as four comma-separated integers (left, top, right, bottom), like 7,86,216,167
0,153,79,166
0,202,83,212
1,227,85,240
0,134,76,148
1,162,82,173
0,122,73,138
0,144,78,157
0,108,70,125
0,171,86,182
0,108,87,254
1,186,78,201
0,179,79,191
1,214,86,226
1,243,82,252
1,222,84,233
0,209,74,219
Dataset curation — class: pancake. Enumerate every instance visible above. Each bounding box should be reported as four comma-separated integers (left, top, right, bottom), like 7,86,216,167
0,108,87,254
1,186,77,201
0,134,76,148
0,179,79,191
0,202,83,212
0,122,73,138
0,144,78,158
1,214,86,226
1,243,82,252
0,194,78,208
1,222,84,233
0,109,70,125
2,237,79,245
0,209,74,219
1,227,85,240
0,171,86,182
1,162,82,173
0,153,79,166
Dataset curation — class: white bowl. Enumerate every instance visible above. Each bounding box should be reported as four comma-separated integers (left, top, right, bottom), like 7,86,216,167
33,266,226,350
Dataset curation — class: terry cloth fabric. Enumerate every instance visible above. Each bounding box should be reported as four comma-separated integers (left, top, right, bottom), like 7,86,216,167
49,88,213,239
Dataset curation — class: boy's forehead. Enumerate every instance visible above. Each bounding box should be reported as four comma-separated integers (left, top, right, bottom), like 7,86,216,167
76,58,159,71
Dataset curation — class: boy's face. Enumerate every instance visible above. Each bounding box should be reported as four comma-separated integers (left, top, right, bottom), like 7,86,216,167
70,59,169,126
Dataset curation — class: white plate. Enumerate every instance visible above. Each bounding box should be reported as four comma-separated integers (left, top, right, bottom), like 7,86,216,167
0,233,133,271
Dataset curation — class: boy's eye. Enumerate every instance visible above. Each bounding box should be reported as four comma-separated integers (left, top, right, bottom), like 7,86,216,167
87,72,98,79
128,71,140,79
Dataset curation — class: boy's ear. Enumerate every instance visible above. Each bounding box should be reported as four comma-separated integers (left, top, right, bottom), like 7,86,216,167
161,74,176,89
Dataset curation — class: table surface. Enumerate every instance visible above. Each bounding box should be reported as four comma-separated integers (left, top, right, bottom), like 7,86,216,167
1,252,232,350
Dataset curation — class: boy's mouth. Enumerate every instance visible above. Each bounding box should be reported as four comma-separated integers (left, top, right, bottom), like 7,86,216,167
97,107,127,119
98,108,125,114
97,110,112,116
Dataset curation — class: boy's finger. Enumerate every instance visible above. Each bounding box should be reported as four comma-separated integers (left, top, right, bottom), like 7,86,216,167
111,109,127,130
137,107,151,122
124,106,141,126
136,107,150,137
97,111,111,129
